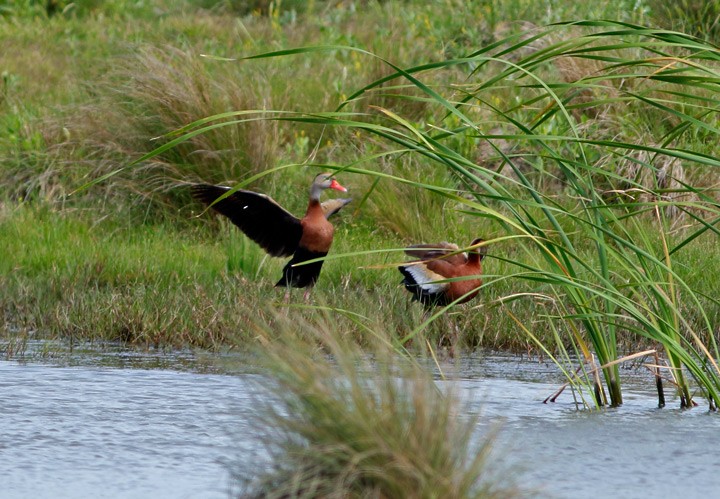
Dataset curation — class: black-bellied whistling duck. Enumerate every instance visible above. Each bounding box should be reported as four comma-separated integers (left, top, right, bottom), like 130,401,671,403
399,238,487,307
191,173,350,296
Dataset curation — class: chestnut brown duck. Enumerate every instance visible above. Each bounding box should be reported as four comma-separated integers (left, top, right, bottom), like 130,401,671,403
191,173,350,296
398,238,487,307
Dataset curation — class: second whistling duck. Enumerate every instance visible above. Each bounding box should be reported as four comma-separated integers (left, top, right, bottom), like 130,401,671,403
399,238,487,307
191,173,350,295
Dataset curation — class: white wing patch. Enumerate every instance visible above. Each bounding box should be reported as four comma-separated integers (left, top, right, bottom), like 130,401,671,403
404,264,449,294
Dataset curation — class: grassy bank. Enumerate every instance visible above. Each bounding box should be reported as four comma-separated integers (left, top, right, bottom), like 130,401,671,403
3,201,717,353
0,202,540,351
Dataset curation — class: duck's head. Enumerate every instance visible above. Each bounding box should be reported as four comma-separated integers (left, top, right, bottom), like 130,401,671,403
311,173,347,199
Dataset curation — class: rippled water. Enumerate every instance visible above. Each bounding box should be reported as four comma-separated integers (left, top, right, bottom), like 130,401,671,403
0,360,261,498
441,356,720,498
1,347,719,498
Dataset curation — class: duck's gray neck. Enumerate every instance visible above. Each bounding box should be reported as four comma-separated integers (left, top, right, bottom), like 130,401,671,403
309,182,323,202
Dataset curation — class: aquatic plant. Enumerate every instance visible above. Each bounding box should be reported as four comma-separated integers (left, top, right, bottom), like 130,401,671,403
235,310,521,498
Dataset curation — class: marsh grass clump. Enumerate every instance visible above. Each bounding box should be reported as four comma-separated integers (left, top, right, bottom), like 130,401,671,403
236,311,521,499
49,45,283,209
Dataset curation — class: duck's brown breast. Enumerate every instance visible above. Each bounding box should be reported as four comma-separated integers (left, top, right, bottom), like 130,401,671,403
299,209,335,253
442,262,483,304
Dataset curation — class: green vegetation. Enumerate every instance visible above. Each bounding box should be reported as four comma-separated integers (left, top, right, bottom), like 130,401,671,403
237,312,521,498
1,0,720,411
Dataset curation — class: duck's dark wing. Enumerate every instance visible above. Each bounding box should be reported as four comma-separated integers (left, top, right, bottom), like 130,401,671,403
321,198,352,219
403,242,467,266
191,184,303,257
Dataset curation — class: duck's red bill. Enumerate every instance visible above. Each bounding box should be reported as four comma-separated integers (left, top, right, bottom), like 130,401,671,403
329,179,347,192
